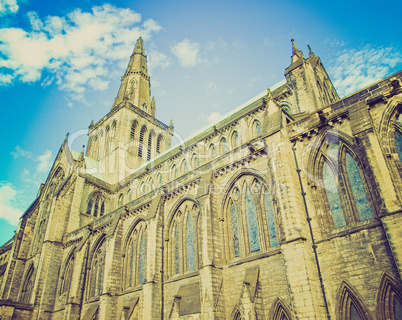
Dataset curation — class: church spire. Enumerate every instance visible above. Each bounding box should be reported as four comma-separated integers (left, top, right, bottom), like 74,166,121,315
290,39,304,64
112,36,151,112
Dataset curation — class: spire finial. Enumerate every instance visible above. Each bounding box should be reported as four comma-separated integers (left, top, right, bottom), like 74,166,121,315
78,145,85,162
290,38,303,63
307,43,314,57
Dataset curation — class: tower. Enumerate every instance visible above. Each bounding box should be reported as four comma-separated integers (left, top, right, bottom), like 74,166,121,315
284,39,339,114
85,36,173,182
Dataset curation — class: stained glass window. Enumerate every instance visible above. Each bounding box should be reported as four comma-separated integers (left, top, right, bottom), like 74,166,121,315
129,240,136,288
186,213,195,271
323,161,346,229
345,153,373,222
396,130,402,161
350,303,362,320
230,201,240,257
394,294,402,319
138,232,147,285
100,202,105,216
245,187,260,252
174,225,181,274
87,198,93,215
264,189,278,247
256,122,261,136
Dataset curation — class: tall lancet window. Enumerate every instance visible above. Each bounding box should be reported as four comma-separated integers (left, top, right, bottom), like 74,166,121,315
147,131,154,161
224,175,279,261
88,239,106,299
318,135,375,231
138,126,147,158
186,209,195,271
168,201,199,278
123,221,147,290
245,186,260,253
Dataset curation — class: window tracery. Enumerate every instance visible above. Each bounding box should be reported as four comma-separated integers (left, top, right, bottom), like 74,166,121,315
86,192,106,217
318,135,374,230
123,221,147,290
167,201,198,277
88,239,106,299
224,175,278,261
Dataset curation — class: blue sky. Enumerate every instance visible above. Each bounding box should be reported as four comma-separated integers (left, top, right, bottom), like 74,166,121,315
0,0,401,245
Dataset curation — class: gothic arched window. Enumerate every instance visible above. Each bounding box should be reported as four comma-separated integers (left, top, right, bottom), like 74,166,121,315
231,131,240,148
192,153,199,168
147,130,155,161
319,136,374,230
118,193,124,207
253,120,262,137
86,192,106,218
59,255,74,295
123,221,147,290
138,126,147,158
376,272,402,320
220,137,229,154
337,282,371,320
156,135,163,154
171,164,178,179
167,201,198,278
19,264,34,303
130,121,138,140
209,144,216,158
224,175,278,261
88,239,106,299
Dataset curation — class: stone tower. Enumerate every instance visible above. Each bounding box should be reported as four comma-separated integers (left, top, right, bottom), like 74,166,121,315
85,37,173,182
284,39,339,114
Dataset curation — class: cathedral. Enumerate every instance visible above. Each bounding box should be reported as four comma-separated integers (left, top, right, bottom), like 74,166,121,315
0,36,402,320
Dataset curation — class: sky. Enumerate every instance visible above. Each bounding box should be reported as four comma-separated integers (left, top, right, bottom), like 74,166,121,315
0,0,401,245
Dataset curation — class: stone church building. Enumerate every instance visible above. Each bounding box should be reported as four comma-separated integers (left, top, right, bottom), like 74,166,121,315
0,36,402,320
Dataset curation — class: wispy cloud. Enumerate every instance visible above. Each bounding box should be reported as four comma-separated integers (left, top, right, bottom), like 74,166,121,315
0,0,18,17
0,182,23,225
0,4,163,101
206,81,218,92
329,45,402,97
11,146,53,185
171,39,201,67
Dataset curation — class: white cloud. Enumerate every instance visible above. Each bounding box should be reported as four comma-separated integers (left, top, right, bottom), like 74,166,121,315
171,39,201,67
0,4,163,101
11,146,53,182
37,150,52,174
0,182,23,225
0,0,18,17
207,111,222,124
206,81,218,92
329,45,402,97
148,50,170,72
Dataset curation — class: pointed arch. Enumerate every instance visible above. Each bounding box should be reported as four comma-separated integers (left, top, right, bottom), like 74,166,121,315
19,262,35,303
220,137,229,153
231,306,242,320
376,272,402,320
147,130,155,161
59,249,75,296
166,197,200,278
269,297,292,320
336,281,373,320
156,134,163,154
209,144,216,158
222,170,279,261
191,153,199,168
87,235,106,299
130,120,138,140
122,218,148,290
138,125,147,158
252,119,262,137
231,131,241,148
307,130,376,232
